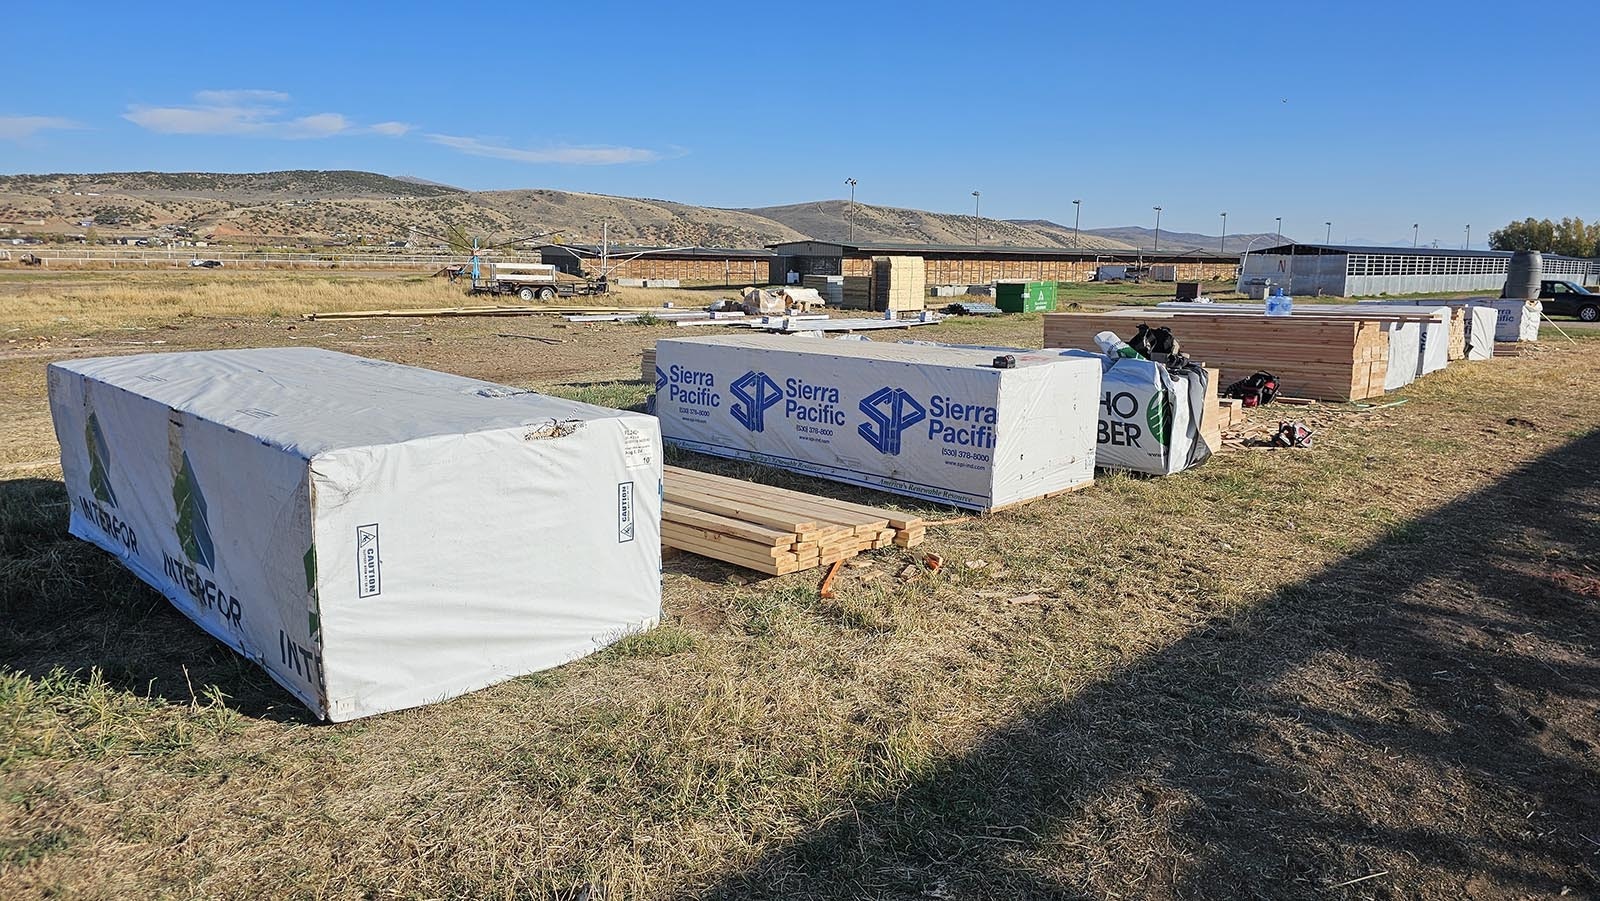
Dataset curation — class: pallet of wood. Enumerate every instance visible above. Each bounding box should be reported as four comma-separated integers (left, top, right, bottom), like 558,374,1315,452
641,347,655,382
870,256,926,313
1043,311,1390,402
662,465,925,576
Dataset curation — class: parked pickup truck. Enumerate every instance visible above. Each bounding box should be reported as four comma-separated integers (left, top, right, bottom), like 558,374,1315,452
1539,280,1600,322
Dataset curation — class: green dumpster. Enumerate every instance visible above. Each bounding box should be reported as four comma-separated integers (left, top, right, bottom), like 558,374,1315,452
994,280,1058,313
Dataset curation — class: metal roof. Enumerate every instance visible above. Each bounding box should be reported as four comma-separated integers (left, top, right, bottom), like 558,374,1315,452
766,239,1237,262
1251,242,1597,262
533,243,774,259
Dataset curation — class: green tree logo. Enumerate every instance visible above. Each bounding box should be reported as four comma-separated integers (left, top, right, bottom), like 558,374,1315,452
1146,393,1172,447
85,413,118,507
172,451,216,569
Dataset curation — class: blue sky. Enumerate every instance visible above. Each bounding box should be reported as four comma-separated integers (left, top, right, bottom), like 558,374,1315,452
4,0,1596,247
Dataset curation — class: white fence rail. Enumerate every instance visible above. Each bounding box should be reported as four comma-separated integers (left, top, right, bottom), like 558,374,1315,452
0,247,544,269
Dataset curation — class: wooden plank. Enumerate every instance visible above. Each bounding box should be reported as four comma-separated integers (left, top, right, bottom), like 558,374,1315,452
662,485,818,533
659,521,796,563
661,505,795,546
666,469,887,530
665,466,924,530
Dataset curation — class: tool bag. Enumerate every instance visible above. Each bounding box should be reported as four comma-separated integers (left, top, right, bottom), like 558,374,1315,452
1225,371,1280,408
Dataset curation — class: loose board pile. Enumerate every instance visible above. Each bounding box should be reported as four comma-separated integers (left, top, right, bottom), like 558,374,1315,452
1044,311,1390,402
663,465,923,575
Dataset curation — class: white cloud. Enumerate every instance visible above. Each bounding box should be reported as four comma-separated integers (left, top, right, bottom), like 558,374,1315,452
284,113,350,138
123,90,362,139
369,121,413,137
0,116,81,140
424,133,664,165
193,89,290,105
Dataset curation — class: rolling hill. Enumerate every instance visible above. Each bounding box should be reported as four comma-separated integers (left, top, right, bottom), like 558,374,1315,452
0,170,1265,253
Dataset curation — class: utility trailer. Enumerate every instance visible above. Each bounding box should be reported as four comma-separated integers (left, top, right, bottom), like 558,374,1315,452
468,261,608,301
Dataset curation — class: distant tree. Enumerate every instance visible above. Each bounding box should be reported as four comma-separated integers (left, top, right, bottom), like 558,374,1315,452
444,224,475,254
1490,217,1600,257
85,226,100,245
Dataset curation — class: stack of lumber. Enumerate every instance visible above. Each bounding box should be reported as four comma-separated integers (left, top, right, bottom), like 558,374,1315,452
802,274,845,307
842,276,873,308
662,466,924,576
1201,366,1222,450
641,346,656,382
1442,306,1467,360
1044,310,1390,402
869,256,926,313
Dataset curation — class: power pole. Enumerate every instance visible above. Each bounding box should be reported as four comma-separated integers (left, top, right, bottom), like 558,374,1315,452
845,178,857,243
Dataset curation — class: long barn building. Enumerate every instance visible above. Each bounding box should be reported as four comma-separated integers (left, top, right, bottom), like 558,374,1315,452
769,241,1239,284
1239,243,1600,297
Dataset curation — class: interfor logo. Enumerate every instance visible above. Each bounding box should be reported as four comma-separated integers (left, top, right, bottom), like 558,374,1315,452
858,387,926,455
729,370,782,432
84,412,119,507
172,451,216,570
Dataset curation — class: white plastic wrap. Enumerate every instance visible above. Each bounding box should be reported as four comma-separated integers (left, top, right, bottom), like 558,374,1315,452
652,335,1100,511
49,347,662,722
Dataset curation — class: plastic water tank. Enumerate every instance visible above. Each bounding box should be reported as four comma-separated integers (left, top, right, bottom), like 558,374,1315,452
1502,250,1542,299
1265,288,1294,316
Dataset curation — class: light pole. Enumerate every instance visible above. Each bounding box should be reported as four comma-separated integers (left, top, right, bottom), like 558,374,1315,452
1412,223,1419,248
1152,206,1163,253
1275,216,1283,244
844,178,857,243
971,191,981,244
1220,211,1227,253
1324,221,1332,244
1464,224,1471,250
1072,199,1081,248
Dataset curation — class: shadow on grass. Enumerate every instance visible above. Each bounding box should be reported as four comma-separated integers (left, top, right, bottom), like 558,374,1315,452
700,430,1600,898
0,477,315,722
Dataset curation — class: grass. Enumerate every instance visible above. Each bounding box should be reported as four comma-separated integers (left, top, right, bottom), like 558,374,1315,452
1,274,1598,897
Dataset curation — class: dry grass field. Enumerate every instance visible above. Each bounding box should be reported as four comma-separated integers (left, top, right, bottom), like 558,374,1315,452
2,271,1597,899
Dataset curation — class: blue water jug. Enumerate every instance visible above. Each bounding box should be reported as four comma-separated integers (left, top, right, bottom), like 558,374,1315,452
1265,287,1293,316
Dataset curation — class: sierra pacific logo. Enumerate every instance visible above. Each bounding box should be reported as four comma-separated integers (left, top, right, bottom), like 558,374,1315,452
173,451,217,570
729,370,782,432
85,412,118,507
654,365,667,392
858,387,926,455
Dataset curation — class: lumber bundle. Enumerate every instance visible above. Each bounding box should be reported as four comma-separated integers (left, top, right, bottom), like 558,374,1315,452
641,347,655,382
1201,366,1222,451
869,256,926,313
1442,306,1467,360
662,465,925,576
1044,311,1390,402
